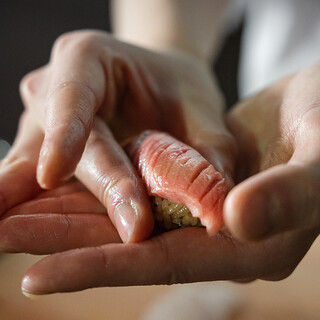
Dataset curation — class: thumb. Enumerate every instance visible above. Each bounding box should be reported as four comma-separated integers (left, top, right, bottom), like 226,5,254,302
224,164,320,241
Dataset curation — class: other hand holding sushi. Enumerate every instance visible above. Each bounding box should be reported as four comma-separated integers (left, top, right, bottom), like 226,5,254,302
0,25,235,243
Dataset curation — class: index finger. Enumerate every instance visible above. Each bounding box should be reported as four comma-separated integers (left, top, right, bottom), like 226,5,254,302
37,32,107,189
20,228,316,295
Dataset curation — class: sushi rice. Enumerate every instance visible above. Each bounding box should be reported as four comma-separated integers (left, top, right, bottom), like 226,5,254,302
152,196,202,230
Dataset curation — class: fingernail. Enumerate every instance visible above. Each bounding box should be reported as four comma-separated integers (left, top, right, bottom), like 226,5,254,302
242,192,275,240
37,143,72,189
37,163,46,189
21,277,39,299
114,203,137,243
37,145,50,188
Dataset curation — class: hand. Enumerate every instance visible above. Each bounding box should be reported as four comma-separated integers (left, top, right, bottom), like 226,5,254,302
0,128,227,254
19,218,316,295
1,30,235,242
0,111,153,243
19,63,320,295
0,180,121,255
225,63,320,242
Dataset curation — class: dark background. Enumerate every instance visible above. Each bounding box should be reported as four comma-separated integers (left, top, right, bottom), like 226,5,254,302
0,0,241,143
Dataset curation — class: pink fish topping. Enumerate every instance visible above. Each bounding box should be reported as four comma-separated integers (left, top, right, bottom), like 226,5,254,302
130,131,228,235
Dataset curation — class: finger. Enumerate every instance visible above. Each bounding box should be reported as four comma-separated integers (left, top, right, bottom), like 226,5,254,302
34,181,87,199
36,32,107,189
20,66,48,115
20,228,315,294
232,278,256,283
0,213,120,255
126,131,229,235
2,191,106,218
224,164,320,241
0,112,43,215
75,118,154,243
0,190,121,254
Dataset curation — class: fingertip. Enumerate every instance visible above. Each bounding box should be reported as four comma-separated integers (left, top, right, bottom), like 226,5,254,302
224,186,272,241
130,203,154,243
21,276,43,298
37,162,71,190
113,203,136,243
223,189,242,237
37,143,76,189
21,277,36,298
22,271,53,296
36,162,50,189
113,200,154,243
206,220,224,237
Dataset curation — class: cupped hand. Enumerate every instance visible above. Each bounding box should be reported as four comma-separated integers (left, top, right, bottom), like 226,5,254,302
223,63,320,279
21,30,234,187
225,63,320,242
1,30,235,242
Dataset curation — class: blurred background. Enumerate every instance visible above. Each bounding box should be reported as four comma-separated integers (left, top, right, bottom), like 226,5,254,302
0,1,320,319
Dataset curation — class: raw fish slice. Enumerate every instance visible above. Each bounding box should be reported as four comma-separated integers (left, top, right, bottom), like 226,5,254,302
129,131,228,235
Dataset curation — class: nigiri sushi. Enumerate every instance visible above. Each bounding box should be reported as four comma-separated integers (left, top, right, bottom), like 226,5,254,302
130,131,228,235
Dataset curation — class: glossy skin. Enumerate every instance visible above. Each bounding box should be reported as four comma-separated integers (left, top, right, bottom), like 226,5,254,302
0,182,121,254
1,30,235,243
18,63,320,294
1,33,320,294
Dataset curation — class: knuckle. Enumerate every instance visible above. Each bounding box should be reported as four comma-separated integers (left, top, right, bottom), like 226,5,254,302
53,32,77,53
298,108,320,137
59,214,72,237
99,170,139,209
71,113,89,135
47,80,98,117
49,106,89,138
94,246,110,277
151,236,190,285
19,72,36,101
151,237,179,285
52,30,99,57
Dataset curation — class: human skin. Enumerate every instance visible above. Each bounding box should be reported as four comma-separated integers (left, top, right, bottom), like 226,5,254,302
2,63,319,295
0,1,232,244
225,65,320,242
0,127,229,254
1,0,320,294
0,29,235,243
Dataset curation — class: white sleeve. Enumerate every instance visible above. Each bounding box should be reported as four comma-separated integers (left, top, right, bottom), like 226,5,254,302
239,0,320,98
